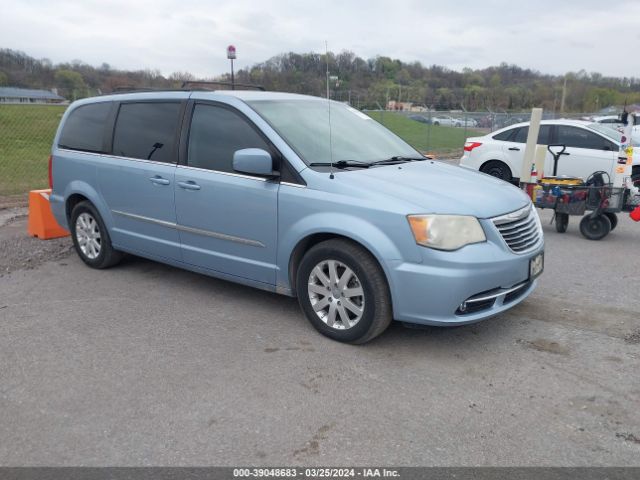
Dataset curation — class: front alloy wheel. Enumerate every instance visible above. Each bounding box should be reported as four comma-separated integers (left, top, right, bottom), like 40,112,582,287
296,239,392,344
308,260,365,330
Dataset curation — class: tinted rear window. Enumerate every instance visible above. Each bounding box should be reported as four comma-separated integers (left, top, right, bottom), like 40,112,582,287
513,125,551,144
492,128,516,141
112,102,181,163
58,102,111,153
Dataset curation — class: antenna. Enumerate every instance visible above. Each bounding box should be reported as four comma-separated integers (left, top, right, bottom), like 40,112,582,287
325,41,334,180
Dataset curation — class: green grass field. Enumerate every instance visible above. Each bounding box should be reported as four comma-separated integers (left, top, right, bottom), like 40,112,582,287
0,104,67,196
366,111,480,154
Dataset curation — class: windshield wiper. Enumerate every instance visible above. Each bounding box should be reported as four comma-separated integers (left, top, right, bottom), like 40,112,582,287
369,156,427,166
308,160,371,169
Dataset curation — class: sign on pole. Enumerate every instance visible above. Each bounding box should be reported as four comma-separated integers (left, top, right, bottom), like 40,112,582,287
227,45,236,60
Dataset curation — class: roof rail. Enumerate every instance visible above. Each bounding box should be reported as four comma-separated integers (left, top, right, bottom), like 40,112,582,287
181,80,265,91
111,86,157,93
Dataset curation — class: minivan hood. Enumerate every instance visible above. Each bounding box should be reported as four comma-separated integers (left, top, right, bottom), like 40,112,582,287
347,161,530,218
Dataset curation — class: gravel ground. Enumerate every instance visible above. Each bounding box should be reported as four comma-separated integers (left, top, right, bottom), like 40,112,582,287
0,211,73,275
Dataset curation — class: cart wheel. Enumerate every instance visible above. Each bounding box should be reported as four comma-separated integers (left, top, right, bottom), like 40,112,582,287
555,213,569,233
604,212,618,231
579,214,611,241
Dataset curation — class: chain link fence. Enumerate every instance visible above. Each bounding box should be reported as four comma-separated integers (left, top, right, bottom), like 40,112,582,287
0,102,606,199
0,103,67,200
368,109,605,159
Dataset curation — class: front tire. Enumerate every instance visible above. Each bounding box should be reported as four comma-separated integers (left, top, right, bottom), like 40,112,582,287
480,160,513,183
70,201,123,269
296,239,392,344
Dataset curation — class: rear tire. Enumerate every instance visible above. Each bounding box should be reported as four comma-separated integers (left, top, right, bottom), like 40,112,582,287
579,214,611,241
70,201,123,269
296,239,392,344
480,160,513,183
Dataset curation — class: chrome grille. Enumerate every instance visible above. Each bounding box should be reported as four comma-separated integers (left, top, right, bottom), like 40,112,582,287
492,205,543,254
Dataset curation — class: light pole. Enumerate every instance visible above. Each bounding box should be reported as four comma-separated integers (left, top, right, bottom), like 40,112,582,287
227,45,236,90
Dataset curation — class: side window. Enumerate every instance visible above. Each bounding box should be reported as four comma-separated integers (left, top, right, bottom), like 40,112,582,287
556,126,610,150
187,104,271,173
112,102,181,162
511,125,551,144
492,128,516,141
58,102,111,153
538,125,551,144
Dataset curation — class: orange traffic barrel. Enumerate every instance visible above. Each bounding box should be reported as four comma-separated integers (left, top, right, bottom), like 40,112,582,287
27,189,70,239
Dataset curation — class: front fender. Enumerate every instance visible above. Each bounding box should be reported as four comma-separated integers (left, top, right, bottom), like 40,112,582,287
276,211,422,292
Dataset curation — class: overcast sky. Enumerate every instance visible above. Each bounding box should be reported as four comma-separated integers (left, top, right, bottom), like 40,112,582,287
1,0,638,78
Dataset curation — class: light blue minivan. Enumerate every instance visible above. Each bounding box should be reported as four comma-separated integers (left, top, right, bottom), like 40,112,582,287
50,90,544,343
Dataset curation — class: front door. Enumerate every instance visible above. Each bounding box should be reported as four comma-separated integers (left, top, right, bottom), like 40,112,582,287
174,102,279,286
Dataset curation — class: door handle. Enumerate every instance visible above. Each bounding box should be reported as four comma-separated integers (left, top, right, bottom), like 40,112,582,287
149,176,170,185
177,181,201,191
508,147,520,151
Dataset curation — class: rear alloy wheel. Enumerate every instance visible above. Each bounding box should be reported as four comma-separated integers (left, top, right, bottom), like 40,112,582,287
480,160,513,183
71,201,123,269
76,212,102,260
579,214,611,241
296,239,392,344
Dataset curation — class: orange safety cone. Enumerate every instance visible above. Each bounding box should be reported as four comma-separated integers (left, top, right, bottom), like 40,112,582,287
27,189,70,239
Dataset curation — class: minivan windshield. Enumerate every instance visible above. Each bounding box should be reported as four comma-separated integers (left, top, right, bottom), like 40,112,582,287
247,99,421,166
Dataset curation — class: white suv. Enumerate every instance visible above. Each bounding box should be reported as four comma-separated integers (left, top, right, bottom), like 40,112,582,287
460,119,639,183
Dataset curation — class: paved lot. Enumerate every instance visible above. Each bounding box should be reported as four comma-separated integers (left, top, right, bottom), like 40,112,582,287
1,209,639,466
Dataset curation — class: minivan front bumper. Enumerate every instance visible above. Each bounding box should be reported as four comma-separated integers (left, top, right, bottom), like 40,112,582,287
387,234,543,326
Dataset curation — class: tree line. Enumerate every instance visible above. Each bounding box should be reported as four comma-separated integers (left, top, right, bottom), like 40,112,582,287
1,48,639,112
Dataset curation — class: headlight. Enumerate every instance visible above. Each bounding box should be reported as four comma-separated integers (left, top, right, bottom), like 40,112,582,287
407,214,486,251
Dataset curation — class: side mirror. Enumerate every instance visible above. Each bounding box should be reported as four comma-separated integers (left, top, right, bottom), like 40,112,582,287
233,148,279,177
